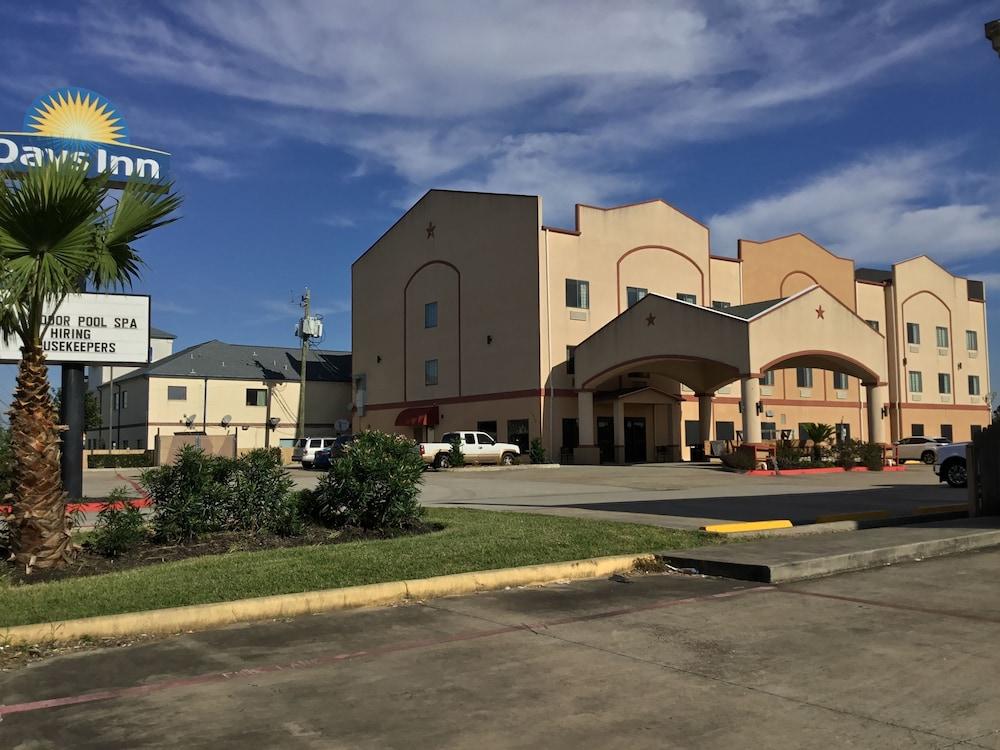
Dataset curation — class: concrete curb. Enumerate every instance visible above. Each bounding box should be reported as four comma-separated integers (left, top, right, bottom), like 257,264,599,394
0,553,653,646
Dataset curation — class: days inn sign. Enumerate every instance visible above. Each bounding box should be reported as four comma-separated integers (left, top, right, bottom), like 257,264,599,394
0,87,170,180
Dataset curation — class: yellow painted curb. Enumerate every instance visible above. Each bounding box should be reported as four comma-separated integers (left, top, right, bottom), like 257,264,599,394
815,510,890,523
702,520,792,533
0,554,654,646
916,504,968,515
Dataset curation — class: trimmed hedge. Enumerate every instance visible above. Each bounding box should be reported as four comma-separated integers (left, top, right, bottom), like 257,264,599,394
87,451,155,469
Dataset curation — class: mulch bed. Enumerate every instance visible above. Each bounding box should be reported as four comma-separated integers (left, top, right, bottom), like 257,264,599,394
1,521,442,586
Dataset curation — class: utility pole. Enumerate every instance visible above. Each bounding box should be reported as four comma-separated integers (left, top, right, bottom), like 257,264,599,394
295,288,313,441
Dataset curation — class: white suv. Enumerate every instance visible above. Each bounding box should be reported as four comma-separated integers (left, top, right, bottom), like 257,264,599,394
292,437,335,469
894,436,950,464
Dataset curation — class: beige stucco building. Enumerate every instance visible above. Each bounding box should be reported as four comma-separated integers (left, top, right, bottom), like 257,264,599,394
87,335,353,453
352,190,992,463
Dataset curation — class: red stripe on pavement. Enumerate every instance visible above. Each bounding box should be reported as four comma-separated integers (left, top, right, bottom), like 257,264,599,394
0,585,773,718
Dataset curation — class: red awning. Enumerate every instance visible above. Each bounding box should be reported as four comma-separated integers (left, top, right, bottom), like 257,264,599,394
395,405,439,427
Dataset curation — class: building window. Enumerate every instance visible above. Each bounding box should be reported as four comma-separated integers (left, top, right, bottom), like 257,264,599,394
912,423,924,437
941,424,953,442
966,330,979,351
761,422,777,440
833,372,848,390
354,374,367,417
969,375,981,396
566,345,576,375
796,368,813,388
122,439,129,449
120,390,128,409
137,438,144,450
424,301,438,329
906,322,920,345
424,359,439,386
759,370,775,387
246,388,267,406
477,421,497,440
566,279,590,309
684,420,700,446
712,300,732,311
507,419,529,453
562,418,579,451
677,293,697,304
167,385,187,401
908,371,922,393
626,286,647,308
865,319,880,332
113,392,119,409
938,373,951,394
715,421,735,441
935,326,949,348
972,425,984,438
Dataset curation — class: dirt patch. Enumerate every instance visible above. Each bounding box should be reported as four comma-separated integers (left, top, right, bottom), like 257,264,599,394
1,521,442,586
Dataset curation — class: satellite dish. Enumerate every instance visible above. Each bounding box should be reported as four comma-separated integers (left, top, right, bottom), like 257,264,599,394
184,414,197,428
221,415,232,427
268,416,281,429
335,418,350,434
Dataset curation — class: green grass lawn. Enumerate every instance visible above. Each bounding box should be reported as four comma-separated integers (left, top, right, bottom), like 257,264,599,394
0,508,715,628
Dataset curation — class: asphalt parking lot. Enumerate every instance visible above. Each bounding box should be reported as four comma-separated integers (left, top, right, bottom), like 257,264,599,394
84,462,957,530
5,546,1000,748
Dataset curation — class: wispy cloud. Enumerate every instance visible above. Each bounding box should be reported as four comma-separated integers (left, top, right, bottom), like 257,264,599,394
319,214,356,229
153,300,197,315
185,155,241,180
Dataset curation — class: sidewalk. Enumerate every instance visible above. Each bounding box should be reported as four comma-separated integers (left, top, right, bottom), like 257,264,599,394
662,517,1000,583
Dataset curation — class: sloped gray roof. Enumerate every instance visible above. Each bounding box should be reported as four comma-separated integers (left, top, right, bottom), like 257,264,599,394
113,340,351,384
722,298,785,319
856,267,892,284
150,327,176,340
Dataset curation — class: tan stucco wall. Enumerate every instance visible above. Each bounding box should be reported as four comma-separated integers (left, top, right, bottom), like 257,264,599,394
709,257,742,308
740,234,857,311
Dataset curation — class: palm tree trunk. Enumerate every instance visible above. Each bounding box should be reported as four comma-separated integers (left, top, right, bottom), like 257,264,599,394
7,342,73,570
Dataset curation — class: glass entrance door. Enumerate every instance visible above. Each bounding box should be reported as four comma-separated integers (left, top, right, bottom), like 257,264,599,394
624,417,647,463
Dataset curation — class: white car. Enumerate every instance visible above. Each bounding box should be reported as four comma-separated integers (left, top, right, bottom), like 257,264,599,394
418,431,521,468
894,436,950,464
933,442,969,488
292,436,336,469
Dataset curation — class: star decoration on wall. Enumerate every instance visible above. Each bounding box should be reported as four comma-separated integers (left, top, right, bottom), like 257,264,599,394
426,222,436,239
646,313,656,326
815,306,825,319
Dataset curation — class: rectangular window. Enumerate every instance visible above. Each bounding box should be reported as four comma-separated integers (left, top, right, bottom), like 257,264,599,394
759,370,775,387
972,425,984,438
626,286,647,308
424,359,439,386
908,371,922,393
246,388,267,406
940,424,953,442
677,293,697,304
507,419,529,453
935,326,949,348
712,300,732,310
833,372,849,390
122,439,129,449
137,438,144,450
761,422,777,440
966,330,979,351
566,345,576,375
906,322,920,345
565,279,590,309
938,373,951,394
113,392,119,409
969,375,981,396
476,421,497,440
120,391,128,409
684,420,700,446
796,367,813,388
167,385,187,401
797,423,811,440
912,423,924,437
424,301,438,329
865,319,880,332
715,421,735,441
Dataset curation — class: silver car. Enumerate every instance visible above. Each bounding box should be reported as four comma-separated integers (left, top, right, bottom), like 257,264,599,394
894,436,950,464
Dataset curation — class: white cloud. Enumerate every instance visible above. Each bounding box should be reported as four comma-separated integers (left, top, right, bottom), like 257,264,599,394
320,214,356,229
709,147,1000,267
185,155,241,180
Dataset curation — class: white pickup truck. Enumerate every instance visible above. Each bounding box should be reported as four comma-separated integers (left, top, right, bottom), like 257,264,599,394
418,431,521,468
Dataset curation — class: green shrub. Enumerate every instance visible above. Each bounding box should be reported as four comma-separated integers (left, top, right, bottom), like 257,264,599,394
857,441,885,471
721,449,756,471
305,430,424,530
226,449,296,535
141,445,234,542
447,435,465,468
529,438,546,464
833,439,858,470
87,451,155,469
89,488,148,557
775,440,809,469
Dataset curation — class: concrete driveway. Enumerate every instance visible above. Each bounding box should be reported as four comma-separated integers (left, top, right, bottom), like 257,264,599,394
82,463,956,530
4,548,1000,748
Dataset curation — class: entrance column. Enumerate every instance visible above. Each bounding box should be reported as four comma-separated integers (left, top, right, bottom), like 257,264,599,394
740,377,762,445
574,391,600,465
613,397,625,464
866,383,887,445
696,393,713,461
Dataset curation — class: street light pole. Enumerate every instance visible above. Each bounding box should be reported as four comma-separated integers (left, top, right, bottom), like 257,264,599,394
296,288,311,442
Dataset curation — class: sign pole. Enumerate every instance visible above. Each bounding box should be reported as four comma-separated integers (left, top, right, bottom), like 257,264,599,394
59,362,85,499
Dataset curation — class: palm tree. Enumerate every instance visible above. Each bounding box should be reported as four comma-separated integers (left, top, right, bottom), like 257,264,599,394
0,161,180,570
801,422,836,462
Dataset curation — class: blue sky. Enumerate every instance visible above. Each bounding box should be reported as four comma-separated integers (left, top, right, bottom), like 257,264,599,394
2,0,1000,413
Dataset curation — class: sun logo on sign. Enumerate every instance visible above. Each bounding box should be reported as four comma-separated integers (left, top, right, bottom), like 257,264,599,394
24,88,128,147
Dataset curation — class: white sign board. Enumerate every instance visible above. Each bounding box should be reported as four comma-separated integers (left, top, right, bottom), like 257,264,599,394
0,293,151,365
